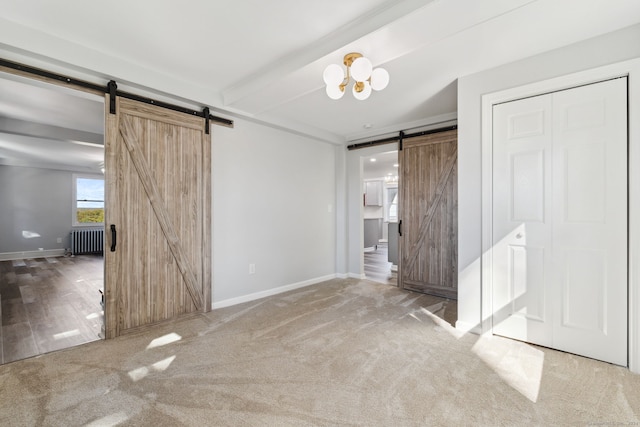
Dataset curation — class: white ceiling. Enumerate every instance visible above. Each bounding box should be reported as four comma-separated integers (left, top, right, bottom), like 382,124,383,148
363,151,399,181
0,72,105,172
0,0,639,171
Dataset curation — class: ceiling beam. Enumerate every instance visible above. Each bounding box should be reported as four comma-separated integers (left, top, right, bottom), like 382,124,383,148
0,117,103,145
221,0,436,107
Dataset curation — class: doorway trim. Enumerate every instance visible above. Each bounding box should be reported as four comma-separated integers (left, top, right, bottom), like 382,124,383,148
480,58,640,373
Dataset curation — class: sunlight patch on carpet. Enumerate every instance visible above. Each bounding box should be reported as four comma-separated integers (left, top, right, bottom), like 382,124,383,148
472,335,544,402
152,355,176,372
128,367,149,382
419,306,465,339
147,332,181,349
128,356,177,382
86,411,129,427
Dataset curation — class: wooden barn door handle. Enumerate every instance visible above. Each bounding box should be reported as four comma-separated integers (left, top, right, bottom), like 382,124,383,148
398,220,402,237
110,224,117,252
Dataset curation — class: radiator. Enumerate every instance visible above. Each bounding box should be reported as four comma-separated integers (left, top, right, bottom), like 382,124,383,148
71,228,104,255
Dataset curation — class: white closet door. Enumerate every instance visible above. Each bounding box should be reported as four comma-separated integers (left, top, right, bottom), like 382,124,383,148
492,94,554,347
492,78,627,366
550,78,627,365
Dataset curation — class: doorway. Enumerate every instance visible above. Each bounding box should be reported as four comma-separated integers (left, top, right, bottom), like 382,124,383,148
0,72,105,364
362,151,398,286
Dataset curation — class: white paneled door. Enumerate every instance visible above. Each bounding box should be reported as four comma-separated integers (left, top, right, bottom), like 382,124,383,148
491,78,627,366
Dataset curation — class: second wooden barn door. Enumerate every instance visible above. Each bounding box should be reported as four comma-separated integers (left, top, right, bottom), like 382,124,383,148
399,130,457,299
103,97,211,338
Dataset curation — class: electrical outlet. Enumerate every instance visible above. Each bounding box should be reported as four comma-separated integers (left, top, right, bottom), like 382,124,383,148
57,237,62,243
249,263,256,275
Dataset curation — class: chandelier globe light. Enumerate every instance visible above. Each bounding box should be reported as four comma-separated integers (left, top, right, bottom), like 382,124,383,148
323,53,389,100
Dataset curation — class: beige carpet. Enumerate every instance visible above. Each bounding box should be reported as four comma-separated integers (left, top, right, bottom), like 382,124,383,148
0,278,638,426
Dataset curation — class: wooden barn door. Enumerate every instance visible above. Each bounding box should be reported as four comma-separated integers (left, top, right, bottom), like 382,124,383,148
398,130,457,299
103,97,211,338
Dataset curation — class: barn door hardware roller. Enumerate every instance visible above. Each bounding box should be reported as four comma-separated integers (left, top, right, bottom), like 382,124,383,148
108,80,117,115
203,107,210,134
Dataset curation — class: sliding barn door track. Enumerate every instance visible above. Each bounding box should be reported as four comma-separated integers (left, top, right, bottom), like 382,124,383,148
0,58,233,133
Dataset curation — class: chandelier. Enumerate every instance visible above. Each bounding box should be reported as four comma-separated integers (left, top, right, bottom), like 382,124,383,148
323,53,389,100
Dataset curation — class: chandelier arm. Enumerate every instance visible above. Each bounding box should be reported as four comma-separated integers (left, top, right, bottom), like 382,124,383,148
340,66,351,91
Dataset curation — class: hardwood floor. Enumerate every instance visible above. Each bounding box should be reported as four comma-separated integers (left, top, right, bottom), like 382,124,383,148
364,243,397,286
364,243,457,326
0,255,103,364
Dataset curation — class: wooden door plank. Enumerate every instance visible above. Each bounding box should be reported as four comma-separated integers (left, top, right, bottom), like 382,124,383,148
402,280,457,299
119,115,204,311
402,146,457,274
103,94,119,339
201,123,212,313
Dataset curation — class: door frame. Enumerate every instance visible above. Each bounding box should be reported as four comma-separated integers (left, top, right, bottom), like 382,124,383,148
480,58,640,373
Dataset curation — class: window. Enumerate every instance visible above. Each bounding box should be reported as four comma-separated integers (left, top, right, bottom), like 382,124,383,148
387,188,398,222
73,175,104,226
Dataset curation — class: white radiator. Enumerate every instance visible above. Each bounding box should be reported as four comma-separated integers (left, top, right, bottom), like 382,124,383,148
71,228,104,255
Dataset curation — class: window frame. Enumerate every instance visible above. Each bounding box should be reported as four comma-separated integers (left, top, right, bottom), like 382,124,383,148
72,173,105,227
385,185,398,222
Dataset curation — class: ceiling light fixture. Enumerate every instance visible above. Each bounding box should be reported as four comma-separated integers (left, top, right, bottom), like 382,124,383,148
323,53,389,100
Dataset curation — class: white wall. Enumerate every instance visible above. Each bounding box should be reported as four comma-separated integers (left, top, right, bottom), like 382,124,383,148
335,145,348,276
0,165,73,253
457,24,640,333
212,118,336,306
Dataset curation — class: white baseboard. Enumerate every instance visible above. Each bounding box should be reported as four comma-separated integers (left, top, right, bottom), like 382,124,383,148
212,274,337,309
0,249,65,261
336,273,367,280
